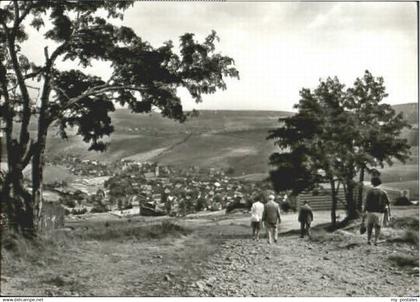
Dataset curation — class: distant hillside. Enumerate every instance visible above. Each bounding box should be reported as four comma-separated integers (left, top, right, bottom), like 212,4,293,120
392,103,418,146
44,110,292,175
39,103,417,176
154,129,278,175
392,103,418,125
109,109,291,135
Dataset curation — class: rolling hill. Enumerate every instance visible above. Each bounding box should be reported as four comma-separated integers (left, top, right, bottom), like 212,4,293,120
392,103,418,125
3,103,414,195
392,103,418,147
44,109,292,175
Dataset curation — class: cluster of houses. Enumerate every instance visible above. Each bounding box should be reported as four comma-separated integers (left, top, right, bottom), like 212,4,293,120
51,157,413,218
101,160,271,216
53,158,277,216
49,154,118,177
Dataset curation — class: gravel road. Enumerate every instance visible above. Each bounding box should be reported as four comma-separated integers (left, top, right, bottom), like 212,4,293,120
1,208,418,297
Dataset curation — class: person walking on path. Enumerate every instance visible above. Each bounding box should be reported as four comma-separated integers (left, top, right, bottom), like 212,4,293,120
263,195,281,244
298,200,313,239
250,195,265,240
364,176,390,245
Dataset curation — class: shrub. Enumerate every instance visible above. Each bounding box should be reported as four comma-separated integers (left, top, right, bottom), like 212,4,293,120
309,229,329,242
75,221,191,242
225,167,235,175
122,203,133,210
394,196,412,206
71,208,87,215
389,216,419,231
90,206,108,213
195,198,205,212
61,198,76,208
387,229,419,246
388,254,419,268
1,232,20,253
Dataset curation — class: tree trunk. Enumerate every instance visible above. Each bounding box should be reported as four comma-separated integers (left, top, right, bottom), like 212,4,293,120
345,179,359,219
329,178,337,227
32,145,44,233
2,121,35,236
2,165,34,236
32,57,53,233
1,172,17,232
32,117,49,233
357,167,365,211
1,28,37,236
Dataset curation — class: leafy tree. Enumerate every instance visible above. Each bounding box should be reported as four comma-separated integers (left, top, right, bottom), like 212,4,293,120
268,77,350,225
268,72,410,226
0,1,238,236
346,71,411,211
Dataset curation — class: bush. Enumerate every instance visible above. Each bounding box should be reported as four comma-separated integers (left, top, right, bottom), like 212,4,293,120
389,216,419,231
122,203,133,210
403,230,419,246
71,208,87,215
387,229,419,246
225,167,235,175
195,198,206,212
388,254,419,268
61,198,76,208
1,232,20,253
75,221,191,242
394,196,411,206
90,205,108,213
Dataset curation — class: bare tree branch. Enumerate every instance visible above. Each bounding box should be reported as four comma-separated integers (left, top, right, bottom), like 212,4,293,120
23,69,44,80
13,1,33,29
61,85,146,110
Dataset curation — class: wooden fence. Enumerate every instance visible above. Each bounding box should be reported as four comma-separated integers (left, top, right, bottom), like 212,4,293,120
296,188,347,211
296,183,406,211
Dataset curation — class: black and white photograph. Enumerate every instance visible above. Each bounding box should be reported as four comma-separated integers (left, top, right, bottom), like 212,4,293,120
0,0,418,298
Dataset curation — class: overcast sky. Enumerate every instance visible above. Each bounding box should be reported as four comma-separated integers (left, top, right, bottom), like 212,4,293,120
24,2,418,112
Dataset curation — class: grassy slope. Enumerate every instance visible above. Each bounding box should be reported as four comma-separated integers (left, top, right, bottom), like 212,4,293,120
44,110,288,172
377,146,418,199
46,133,184,162
155,129,277,175
39,106,418,193
1,209,418,297
393,103,418,125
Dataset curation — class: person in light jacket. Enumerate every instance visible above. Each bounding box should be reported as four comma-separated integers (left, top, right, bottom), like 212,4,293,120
250,195,265,240
263,195,281,244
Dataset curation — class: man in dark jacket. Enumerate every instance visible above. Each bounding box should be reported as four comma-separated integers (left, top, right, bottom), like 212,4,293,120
263,195,281,244
298,200,313,239
364,176,390,245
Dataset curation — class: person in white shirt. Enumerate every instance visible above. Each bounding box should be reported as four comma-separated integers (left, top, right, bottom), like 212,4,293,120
250,195,265,240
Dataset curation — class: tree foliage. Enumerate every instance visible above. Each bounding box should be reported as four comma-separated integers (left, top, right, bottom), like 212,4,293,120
0,0,238,235
268,71,411,225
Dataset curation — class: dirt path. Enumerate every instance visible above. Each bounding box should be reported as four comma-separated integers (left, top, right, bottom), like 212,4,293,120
180,233,419,297
1,208,418,297
150,209,419,297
